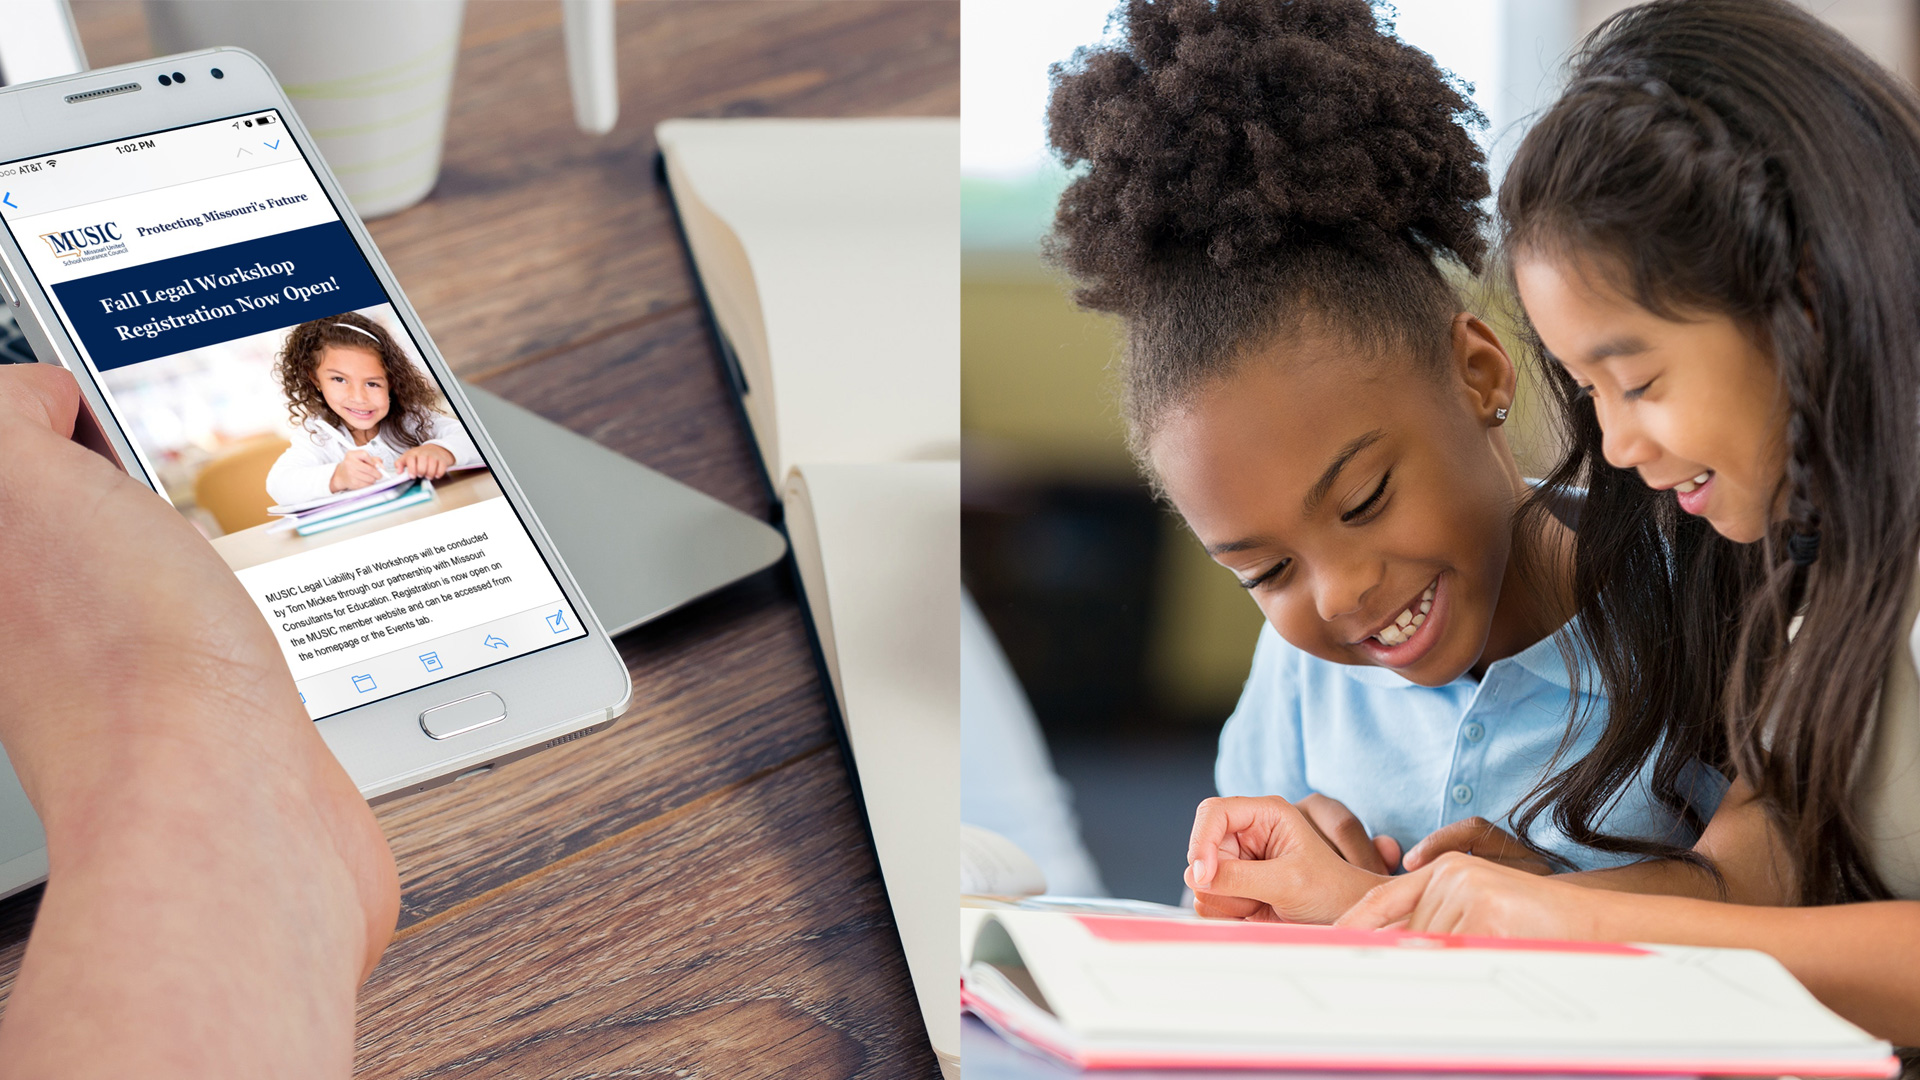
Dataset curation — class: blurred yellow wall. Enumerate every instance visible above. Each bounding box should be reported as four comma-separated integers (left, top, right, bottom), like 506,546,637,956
963,252,1266,720
960,257,1131,482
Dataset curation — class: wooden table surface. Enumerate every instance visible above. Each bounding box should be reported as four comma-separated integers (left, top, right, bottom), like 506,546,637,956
0,4,957,1077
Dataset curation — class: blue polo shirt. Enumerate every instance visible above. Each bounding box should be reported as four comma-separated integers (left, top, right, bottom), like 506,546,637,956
1216,620,1727,871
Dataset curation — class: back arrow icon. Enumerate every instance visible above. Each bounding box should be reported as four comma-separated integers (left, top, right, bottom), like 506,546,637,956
483,634,509,649
2,194,14,209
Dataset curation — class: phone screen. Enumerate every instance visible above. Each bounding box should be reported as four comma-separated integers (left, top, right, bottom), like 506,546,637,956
0,110,589,720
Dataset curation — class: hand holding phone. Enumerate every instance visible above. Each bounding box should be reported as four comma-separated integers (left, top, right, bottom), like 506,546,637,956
0,361,400,1075
0,49,630,801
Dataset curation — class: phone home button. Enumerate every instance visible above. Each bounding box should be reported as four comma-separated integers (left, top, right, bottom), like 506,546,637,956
419,692,506,740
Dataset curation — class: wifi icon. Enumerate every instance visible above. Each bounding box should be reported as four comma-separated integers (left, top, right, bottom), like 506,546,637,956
44,160,55,168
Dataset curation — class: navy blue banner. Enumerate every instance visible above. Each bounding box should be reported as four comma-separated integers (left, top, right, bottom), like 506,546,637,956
53,222,388,371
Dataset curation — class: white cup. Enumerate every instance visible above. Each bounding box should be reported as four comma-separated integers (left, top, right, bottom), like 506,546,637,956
145,0,616,219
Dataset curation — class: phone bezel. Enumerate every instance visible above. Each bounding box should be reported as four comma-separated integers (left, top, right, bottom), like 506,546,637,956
0,48,633,800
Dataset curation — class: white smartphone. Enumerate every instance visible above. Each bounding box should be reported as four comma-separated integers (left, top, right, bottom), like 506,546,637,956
0,49,631,800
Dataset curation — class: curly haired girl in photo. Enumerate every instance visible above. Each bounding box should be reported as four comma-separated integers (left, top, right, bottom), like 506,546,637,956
1043,0,1727,920
264,311,479,505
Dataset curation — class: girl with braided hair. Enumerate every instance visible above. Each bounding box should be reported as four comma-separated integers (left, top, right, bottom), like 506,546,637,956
264,310,479,504
1336,0,1920,1045
1048,0,1726,925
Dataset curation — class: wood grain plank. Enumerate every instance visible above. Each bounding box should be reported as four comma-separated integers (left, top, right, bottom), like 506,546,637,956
374,571,833,929
368,1,959,377
356,749,935,1078
73,2,959,378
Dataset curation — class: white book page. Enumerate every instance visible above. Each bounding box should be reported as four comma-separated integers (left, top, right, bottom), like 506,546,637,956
783,461,960,1071
656,119,960,480
961,824,1048,898
984,911,1883,1063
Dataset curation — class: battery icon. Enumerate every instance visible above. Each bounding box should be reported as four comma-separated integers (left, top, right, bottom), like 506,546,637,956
256,115,275,126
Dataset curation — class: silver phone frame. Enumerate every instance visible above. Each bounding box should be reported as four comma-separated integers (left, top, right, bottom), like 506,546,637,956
0,48,632,801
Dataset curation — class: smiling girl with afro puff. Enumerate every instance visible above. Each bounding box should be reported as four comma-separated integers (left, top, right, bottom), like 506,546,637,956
1042,0,1726,920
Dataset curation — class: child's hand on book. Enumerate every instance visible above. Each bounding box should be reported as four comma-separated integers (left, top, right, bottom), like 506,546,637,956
395,444,454,480
1336,851,1609,940
330,449,384,492
1185,796,1387,924
1401,816,1555,876
1295,793,1402,874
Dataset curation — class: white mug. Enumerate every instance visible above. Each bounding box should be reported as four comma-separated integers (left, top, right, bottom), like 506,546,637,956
145,0,617,219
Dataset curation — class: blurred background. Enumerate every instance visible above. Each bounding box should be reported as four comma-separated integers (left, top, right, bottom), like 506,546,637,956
960,0,1918,904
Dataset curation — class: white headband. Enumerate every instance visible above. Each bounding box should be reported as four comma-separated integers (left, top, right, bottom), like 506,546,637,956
332,321,379,344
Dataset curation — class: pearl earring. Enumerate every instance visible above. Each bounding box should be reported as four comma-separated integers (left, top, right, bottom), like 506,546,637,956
1494,407,1509,422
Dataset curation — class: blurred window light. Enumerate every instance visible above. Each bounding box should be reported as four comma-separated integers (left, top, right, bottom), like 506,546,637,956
961,0,1534,251
960,0,1118,180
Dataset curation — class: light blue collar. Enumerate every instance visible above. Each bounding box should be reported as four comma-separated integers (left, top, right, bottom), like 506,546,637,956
1332,615,1595,694
1505,617,1595,692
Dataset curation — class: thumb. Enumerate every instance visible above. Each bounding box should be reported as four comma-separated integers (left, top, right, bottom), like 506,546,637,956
1334,868,1429,930
1374,834,1403,873
1206,856,1301,910
0,365,79,437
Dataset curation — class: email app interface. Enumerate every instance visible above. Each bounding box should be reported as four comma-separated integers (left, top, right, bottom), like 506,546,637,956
0,112,587,720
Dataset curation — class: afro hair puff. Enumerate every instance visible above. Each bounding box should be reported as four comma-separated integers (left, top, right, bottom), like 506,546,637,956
1047,0,1490,317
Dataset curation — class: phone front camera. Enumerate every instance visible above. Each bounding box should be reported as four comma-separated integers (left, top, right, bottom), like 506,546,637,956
157,74,171,86
172,71,185,83
210,68,224,79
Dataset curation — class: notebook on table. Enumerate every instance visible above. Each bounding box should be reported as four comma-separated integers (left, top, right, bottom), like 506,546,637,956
269,472,436,536
657,116,960,1076
961,908,1899,1076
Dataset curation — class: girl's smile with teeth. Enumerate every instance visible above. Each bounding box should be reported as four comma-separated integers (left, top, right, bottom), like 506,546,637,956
1673,471,1712,493
1372,580,1436,646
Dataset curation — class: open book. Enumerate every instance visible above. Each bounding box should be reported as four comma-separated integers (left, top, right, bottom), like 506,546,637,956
962,909,1898,1075
268,472,435,536
267,469,418,516
657,118,959,1077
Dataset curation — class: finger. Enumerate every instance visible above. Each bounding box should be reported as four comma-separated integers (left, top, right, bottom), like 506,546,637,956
1188,797,1292,889
1187,860,1265,920
1404,818,1518,871
1192,891,1261,920
0,365,79,436
1187,798,1237,890
1373,834,1403,873
1205,855,1312,917
1298,794,1386,874
1334,865,1434,930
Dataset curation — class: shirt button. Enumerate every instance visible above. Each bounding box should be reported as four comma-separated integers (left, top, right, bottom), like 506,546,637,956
1463,722,1485,742
1451,783,1473,804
